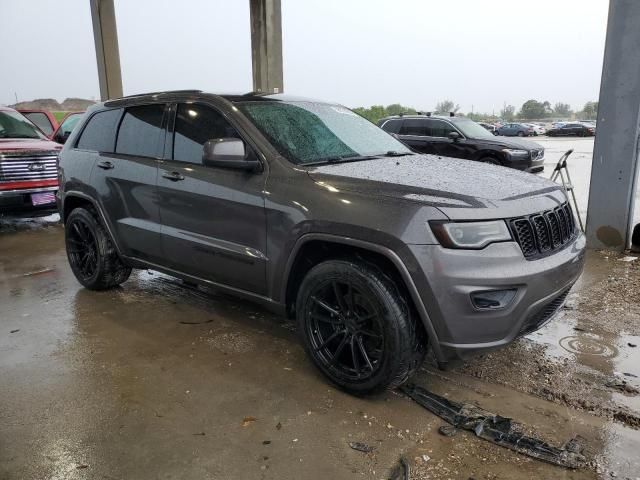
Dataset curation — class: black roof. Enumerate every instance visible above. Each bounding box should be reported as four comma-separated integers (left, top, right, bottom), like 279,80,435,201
104,90,327,107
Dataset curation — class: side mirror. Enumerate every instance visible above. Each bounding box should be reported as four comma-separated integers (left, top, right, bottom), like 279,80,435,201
202,138,260,171
54,130,71,144
448,131,461,141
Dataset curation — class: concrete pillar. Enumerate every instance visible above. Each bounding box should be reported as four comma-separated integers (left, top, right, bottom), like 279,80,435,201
250,0,284,94
586,0,640,250
90,0,123,101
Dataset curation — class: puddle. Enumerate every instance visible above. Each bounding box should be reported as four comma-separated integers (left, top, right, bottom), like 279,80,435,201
558,334,618,358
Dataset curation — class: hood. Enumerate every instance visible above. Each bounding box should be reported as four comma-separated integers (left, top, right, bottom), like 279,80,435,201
307,154,565,219
468,136,543,150
0,138,62,154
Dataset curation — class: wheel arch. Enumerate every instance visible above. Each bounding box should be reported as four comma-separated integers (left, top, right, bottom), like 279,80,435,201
61,191,123,256
474,149,505,164
281,233,444,361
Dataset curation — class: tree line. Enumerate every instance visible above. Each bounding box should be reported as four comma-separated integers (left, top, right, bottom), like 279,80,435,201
353,99,598,124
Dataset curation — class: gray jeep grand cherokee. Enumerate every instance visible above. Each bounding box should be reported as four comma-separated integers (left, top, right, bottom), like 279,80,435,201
58,91,585,395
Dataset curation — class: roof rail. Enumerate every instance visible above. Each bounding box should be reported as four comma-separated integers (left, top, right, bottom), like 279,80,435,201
105,89,203,105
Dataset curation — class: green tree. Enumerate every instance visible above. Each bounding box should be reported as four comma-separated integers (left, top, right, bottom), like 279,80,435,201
579,101,598,120
519,99,551,119
352,104,417,124
434,100,460,115
553,102,572,117
500,104,516,121
352,105,386,123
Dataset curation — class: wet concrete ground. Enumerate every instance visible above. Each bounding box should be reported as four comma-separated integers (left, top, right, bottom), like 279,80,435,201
1,144,639,479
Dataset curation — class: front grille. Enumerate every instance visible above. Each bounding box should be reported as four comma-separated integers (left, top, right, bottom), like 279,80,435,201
0,152,58,184
520,289,570,335
509,202,577,259
530,149,544,161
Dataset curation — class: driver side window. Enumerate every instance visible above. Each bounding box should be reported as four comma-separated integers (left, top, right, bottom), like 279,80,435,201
173,103,241,165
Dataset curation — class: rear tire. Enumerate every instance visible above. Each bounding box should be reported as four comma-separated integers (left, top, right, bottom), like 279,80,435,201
517,131,525,137
296,260,426,395
65,207,132,290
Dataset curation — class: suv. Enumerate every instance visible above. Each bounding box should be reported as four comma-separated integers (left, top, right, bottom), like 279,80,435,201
379,114,545,173
58,91,585,395
0,107,62,216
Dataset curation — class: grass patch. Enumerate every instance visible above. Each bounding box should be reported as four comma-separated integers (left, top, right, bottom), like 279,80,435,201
52,111,68,122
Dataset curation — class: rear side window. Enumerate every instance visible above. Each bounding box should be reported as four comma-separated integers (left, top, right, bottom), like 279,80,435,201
399,119,428,136
76,109,122,152
116,104,166,158
380,119,401,134
24,112,54,135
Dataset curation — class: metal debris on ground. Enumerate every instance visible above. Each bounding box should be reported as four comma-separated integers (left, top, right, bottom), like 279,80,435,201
348,441,374,453
388,456,410,480
438,424,458,437
21,268,55,277
605,378,640,395
400,384,586,469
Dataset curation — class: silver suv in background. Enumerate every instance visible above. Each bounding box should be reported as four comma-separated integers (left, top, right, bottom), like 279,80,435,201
57,91,585,395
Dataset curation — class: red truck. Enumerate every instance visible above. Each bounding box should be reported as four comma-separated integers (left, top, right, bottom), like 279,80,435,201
0,106,62,216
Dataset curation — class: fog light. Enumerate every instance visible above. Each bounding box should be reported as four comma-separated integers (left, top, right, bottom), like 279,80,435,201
471,289,517,310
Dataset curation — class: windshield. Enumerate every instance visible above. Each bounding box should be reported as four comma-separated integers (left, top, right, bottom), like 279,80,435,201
238,101,411,165
451,118,496,140
0,110,47,139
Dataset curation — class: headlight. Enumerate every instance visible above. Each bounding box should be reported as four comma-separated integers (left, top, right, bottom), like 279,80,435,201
502,148,529,157
430,220,512,249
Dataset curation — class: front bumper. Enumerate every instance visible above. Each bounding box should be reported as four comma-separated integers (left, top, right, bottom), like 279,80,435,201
506,154,545,173
407,233,585,363
0,186,58,216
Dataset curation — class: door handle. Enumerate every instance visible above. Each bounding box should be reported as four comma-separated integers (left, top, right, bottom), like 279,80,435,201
96,160,114,170
162,171,185,181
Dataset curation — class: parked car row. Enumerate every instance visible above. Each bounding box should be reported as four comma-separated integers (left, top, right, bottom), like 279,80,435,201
478,120,595,137
0,107,83,217
379,113,545,173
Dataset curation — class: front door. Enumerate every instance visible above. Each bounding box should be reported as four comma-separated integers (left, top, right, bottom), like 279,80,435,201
157,102,267,295
427,119,468,159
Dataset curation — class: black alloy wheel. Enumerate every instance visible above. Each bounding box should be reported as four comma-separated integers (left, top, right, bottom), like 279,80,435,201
65,207,131,290
296,260,426,395
305,278,384,381
67,216,99,281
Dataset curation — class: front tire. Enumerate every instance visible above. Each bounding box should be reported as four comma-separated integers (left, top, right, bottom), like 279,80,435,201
480,157,501,166
65,207,132,290
296,260,426,395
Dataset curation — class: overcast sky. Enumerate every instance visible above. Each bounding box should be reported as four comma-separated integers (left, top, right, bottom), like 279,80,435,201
0,0,608,113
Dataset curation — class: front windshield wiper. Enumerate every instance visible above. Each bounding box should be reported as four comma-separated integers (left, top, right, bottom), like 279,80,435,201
305,154,381,165
382,151,414,157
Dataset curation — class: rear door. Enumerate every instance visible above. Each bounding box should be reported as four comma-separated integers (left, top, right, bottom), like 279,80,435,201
157,102,267,295
87,104,166,263
397,119,436,154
